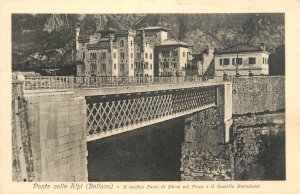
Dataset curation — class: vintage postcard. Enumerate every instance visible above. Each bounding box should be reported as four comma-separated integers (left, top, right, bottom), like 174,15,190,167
1,0,300,193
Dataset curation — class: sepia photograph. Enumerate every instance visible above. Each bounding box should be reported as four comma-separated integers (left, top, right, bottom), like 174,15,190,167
11,13,286,182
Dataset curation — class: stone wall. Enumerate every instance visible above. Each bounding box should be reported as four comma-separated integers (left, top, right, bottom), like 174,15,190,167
231,76,285,180
12,81,34,181
232,112,285,180
181,84,233,181
232,76,285,114
12,81,88,181
181,107,231,181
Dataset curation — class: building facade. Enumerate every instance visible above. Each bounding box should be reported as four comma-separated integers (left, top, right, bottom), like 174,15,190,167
75,26,193,78
133,30,154,77
75,28,135,77
154,40,192,77
133,26,171,78
214,43,269,76
185,47,215,77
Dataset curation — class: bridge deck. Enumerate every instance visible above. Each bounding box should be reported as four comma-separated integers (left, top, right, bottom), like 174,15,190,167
73,81,227,97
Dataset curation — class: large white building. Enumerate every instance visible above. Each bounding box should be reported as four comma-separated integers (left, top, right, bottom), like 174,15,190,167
214,43,269,76
75,28,136,77
154,39,192,77
75,26,193,78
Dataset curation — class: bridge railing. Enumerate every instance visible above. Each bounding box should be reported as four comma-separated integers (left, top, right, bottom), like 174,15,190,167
23,75,233,90
24,76,73,90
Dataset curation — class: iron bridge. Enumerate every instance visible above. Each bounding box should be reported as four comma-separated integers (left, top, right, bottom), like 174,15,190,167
86,85,217,141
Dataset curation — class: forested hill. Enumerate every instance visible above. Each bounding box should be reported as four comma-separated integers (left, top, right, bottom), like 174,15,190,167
12,13,284,71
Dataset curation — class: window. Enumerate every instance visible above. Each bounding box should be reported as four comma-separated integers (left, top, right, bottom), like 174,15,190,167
114,63,116,70
91,63,97,71
173,63,177,68
137,53,141,59
145,62,149,69
164,62,169,69
220,59,222,66
150,53,152,59
162,51,170,57
130,52,133,59
114,53,116,59
183,52,185,57
236,58,243,65
150,64,152,70
173,51,178,57
223,58,230,65
120,63,124,70
120,40,124,47
82,52,85,59
101,64,106,72
249,57,256,65
131,63,133,69
120,52,125,59
101,52,106,59
145,53,148,59
90,52,97,60
130,40,133,47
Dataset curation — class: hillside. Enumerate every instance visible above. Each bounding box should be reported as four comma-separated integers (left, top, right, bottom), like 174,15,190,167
12,13,285,74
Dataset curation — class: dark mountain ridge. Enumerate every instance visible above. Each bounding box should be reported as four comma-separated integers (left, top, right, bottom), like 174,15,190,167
12,13,284,73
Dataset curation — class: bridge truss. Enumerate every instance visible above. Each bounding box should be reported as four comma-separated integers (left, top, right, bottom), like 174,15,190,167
86,86,217,141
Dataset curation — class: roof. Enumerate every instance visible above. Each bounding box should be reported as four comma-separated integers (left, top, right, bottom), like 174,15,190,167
156,39,192,48
96,29,116,37
137,26,170,32
87,43,111,50
191,53,204,61
215,44,269,54
78,34,90,43
115,30,136,37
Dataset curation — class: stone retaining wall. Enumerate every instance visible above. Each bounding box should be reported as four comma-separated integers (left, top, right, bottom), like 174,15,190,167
12,81,88,181
232,112,285,180
181,84,233,181
232,76,285,114
12,81,34,181
181,107,231,181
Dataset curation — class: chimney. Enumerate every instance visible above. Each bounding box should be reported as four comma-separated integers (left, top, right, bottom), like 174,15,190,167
260,42,266,51
205,45,210,54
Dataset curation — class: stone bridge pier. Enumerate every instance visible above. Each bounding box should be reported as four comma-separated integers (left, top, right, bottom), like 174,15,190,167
181,83,233,180
12,77,232,181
